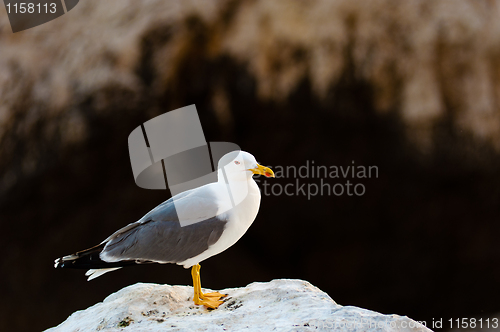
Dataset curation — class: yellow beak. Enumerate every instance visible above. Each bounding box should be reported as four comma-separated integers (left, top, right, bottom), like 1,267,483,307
249,164,275,178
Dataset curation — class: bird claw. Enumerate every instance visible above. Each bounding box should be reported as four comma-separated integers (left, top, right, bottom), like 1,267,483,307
201,291,227,300
194,291,227,309
194,297,224,309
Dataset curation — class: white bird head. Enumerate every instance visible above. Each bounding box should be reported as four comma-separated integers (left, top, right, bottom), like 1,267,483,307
218,151,274,182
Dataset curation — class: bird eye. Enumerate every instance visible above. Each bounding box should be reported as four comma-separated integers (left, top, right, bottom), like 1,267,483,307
234,161,240,165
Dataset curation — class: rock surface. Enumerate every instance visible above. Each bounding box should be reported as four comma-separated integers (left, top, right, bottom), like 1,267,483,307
46,279,431,332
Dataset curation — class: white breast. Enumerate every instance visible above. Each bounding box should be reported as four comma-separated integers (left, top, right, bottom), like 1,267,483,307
180,178,261,268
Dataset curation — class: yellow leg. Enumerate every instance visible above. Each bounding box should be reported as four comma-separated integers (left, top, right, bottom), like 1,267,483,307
191,264,227,309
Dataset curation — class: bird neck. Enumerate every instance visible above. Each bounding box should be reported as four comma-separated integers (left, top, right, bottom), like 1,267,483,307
217,169,253,183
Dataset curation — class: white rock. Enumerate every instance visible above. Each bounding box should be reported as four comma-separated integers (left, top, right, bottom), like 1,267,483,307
46,279,432,332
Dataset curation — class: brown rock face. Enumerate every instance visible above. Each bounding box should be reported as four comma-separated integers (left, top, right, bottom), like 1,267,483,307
1,1,499,331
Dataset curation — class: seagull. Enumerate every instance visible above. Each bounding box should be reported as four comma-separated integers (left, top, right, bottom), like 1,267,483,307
54,151,274,309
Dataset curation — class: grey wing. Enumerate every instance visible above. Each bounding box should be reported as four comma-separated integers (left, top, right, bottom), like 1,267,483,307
100,188,227,264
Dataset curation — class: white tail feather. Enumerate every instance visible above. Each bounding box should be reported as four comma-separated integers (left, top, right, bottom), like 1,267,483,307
86,267,122,281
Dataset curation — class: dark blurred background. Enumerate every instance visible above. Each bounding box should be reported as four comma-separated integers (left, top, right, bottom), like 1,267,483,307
1,1,500,331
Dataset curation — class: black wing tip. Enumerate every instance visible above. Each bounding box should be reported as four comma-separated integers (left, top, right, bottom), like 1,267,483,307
54,244,106,270
54,255,78,268
54,251,144,270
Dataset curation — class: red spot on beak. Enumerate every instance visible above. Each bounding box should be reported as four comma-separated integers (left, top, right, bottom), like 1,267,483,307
264,172,272,178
